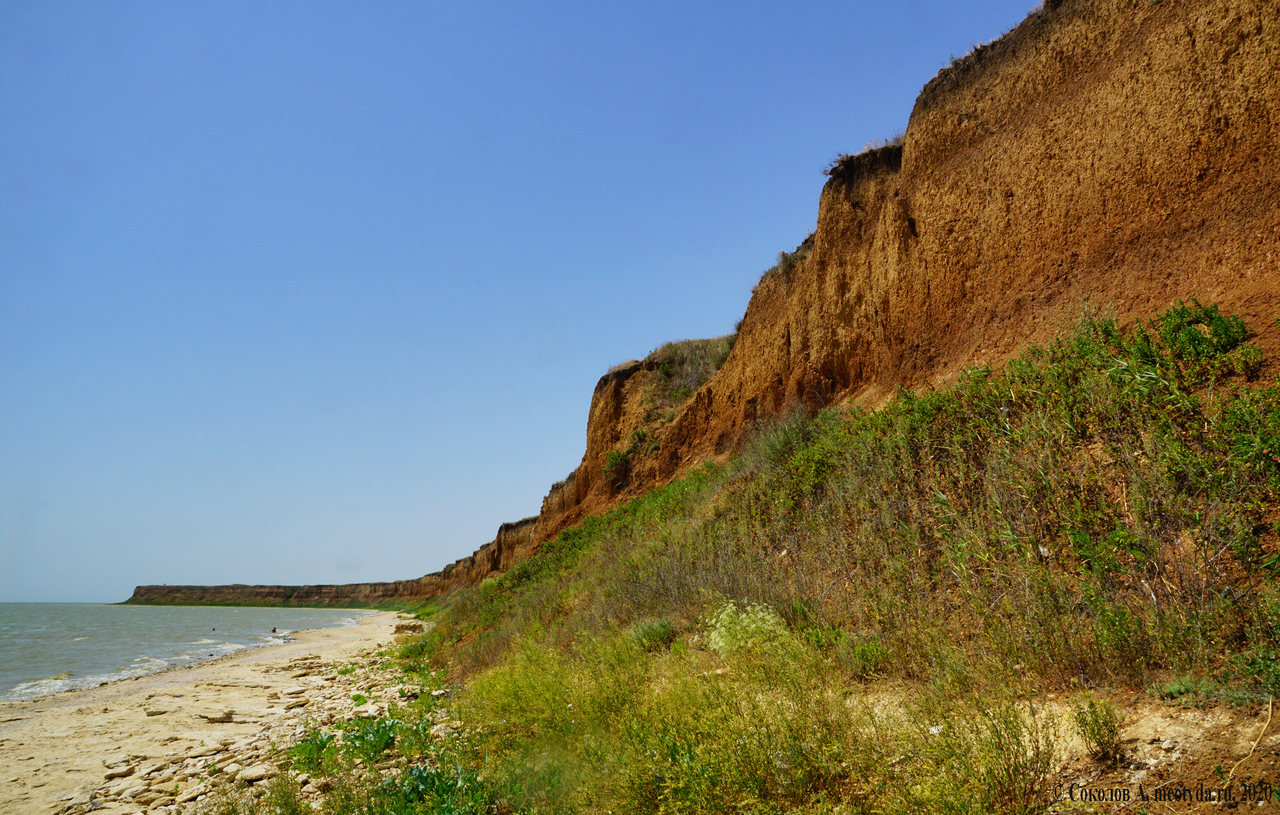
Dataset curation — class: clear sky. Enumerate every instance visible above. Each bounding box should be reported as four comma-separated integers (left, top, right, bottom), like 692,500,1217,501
2,1,1039,602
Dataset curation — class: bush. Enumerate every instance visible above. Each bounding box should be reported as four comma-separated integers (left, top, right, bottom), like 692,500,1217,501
1071,694,1124,762
603,449,630,477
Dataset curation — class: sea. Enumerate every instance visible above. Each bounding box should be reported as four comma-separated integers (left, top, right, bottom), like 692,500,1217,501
0,603,376,703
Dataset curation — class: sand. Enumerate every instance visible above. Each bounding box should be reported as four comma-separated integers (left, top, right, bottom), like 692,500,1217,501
0,611,404,815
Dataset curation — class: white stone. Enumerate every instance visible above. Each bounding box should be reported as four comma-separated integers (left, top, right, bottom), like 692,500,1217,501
176,784,207,803
239,765,272,784
104,764,136,780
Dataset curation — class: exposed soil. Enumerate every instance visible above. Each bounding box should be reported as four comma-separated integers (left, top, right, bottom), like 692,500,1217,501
1050,691,1280,812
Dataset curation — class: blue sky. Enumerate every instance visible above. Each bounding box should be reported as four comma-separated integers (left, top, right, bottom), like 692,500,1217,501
2,1,1038,602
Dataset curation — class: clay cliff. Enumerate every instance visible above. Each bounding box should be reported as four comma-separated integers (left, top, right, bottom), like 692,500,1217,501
533,0,1280,547
128,0,1280,606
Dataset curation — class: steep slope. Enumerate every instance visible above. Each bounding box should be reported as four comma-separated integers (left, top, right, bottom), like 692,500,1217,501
535,0,1280,543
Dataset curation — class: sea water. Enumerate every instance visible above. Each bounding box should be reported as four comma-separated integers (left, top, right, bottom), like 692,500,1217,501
0,603,374,702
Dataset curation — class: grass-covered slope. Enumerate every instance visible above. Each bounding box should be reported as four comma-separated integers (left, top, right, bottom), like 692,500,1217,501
433,303,1277,684
207,304,1280,815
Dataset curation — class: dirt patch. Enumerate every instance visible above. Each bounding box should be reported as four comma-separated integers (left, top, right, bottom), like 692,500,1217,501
1052,693,1280,811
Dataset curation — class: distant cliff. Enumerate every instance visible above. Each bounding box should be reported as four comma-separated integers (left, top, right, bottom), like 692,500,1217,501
128,0,1280,607
126,517,539,605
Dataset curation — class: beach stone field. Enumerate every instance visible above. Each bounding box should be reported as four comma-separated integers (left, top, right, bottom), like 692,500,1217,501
0,612,405,815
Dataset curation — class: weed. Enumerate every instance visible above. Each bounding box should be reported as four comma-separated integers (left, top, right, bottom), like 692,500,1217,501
914,699,1058,814
201,775,309,815
633,618,676,652
287,728,335,773
1151,675,1213,702
838,635,891,679
1071,694,1124,762
343,715,398,763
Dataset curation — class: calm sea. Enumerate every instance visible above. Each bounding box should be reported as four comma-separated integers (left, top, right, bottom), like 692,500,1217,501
0,603,375,702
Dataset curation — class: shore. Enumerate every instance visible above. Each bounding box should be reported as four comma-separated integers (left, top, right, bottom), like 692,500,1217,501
0,611,404,815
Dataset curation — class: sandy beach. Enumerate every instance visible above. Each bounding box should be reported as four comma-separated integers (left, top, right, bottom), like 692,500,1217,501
0,611,404,815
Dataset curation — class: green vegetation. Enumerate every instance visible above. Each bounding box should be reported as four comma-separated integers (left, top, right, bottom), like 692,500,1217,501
120,596,436,611
645,334,737,405
219,302,1280,814
1070,694,1124,762
757,244,812,286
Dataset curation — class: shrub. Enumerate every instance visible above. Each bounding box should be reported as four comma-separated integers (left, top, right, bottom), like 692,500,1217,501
1071,694,1124,762
603,449,630,477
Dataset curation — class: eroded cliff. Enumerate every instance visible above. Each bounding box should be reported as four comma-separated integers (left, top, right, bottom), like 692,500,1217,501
129,0,1280,606
532,0,1279,552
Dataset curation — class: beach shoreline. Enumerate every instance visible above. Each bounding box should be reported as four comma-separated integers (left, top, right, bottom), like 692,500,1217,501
0,610,403,815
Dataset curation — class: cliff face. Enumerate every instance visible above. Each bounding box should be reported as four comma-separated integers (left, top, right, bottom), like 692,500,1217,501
128,0,1280,607
537,0,1280,544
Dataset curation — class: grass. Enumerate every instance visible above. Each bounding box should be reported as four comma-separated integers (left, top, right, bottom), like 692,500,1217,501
824,132,905,178
756,242,813,287
644,334,737,405
225,302,1280,814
